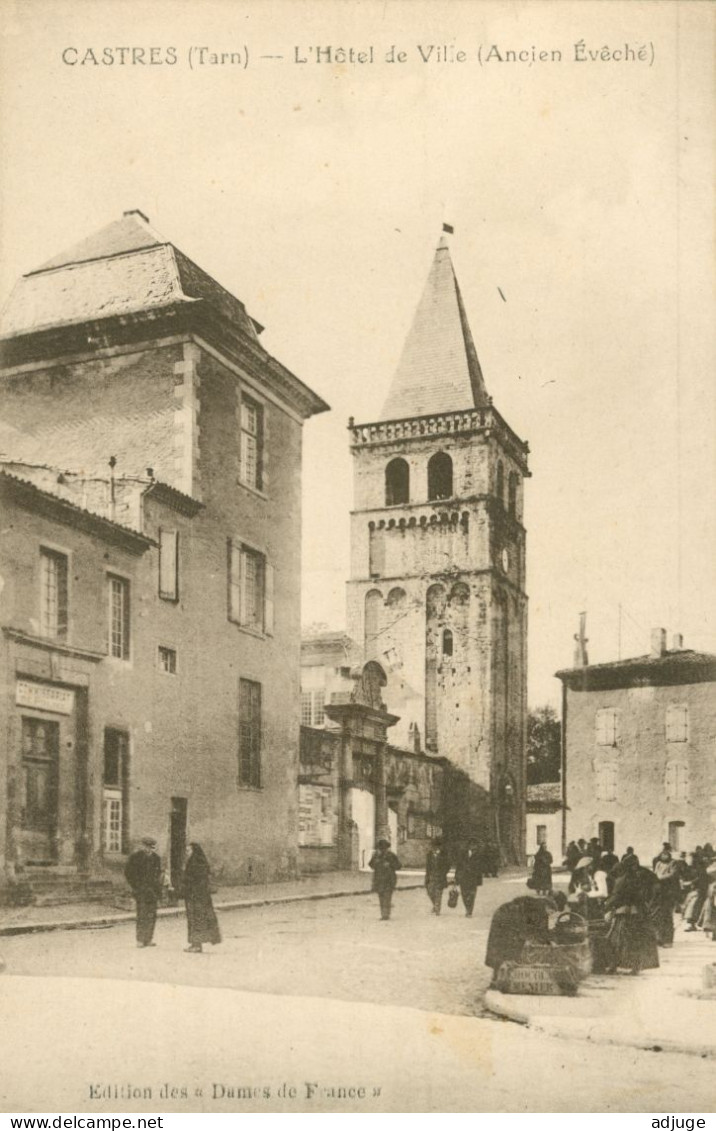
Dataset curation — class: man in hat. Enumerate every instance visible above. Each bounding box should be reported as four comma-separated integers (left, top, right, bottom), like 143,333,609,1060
125,836,163,947
368,837,401,920
455,837,483,917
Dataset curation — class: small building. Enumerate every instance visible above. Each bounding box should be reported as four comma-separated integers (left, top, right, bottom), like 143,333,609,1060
300,631,359,728
0,210,328,903
557,629,716,861
525,782,563,859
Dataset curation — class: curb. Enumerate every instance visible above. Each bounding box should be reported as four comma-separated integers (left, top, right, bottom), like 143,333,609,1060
484,989,716,1060
0,880,425,938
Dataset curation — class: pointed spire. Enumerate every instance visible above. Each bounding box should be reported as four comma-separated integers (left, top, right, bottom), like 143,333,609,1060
379,230,490,421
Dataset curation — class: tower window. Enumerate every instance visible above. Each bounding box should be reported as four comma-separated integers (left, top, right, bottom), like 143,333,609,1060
496,461,504,506
508,472,519,518
442,629,453,656
427,452,453,501
385,458,409,505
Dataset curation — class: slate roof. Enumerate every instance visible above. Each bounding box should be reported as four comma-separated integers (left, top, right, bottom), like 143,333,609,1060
379,234,490,421
0,211,259,342
34,210,164,271
557,650,716,690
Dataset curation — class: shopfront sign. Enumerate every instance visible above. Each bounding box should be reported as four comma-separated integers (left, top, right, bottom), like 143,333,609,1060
16,680,74,715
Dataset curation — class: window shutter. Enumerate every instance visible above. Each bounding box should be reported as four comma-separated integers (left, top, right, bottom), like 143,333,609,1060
228,541,241,622
159,529,179,599
264,563,275,635
57,558,68,637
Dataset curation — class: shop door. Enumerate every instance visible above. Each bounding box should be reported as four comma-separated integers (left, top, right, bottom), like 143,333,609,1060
20,717,59,864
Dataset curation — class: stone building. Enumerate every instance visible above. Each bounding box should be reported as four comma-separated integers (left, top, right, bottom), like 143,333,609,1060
346,231,530,861
0,210,328,903
557,629,716,860
299,640,445,872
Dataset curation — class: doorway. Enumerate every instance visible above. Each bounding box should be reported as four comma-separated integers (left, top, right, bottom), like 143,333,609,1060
598,820,615,853
169,797,188,893
20,717,59,864
668,820,685,852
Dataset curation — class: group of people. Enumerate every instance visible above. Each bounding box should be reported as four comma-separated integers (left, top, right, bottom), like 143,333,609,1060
563,838,716,950
124,837,221,953
369,835,500,921
485,836,716,983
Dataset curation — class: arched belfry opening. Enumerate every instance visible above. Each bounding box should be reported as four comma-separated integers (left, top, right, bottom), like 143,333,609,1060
427,451,453,501
385,458,409,505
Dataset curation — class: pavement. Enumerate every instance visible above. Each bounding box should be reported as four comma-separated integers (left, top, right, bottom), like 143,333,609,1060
0,868,426,936
4,974,716,1113
485,922,716,1060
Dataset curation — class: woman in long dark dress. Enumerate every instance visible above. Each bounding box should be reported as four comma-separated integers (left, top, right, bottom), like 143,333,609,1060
183,842,221,953
604,855,659,974
652,849,679,946
531,844,553,895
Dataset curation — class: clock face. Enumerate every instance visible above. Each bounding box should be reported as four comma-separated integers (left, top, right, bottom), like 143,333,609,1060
501,548,510,573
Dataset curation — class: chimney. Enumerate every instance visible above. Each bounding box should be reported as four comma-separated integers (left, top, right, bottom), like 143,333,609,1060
124,208,150,223
650,628,667,658
672,633,684,651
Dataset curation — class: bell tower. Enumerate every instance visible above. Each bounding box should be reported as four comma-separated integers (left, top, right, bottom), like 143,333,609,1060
346,230,530,859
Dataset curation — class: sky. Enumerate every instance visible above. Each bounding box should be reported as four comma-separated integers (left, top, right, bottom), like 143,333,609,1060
1,0,713,707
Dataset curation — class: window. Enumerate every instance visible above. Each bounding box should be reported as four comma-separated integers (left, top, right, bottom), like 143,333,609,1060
666,705,689,743
442,629,453,657
427,451,453,501
228,541,273,633
240,394,263,490
496,461,504,506
665,762,689,802
159,529,179,600
536,824,547,846
385,458,409,505
595,762,618,802
508,472,519,518
103,729,128,854
158,646,177,674
300,689,325,727
107,575,130,659
40,548,68,639
596,707,619,746
407,808,440,839
238,678,262,787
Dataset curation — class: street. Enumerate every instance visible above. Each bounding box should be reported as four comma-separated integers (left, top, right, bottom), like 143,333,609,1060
1,879,512,1016
2,875,716,1112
